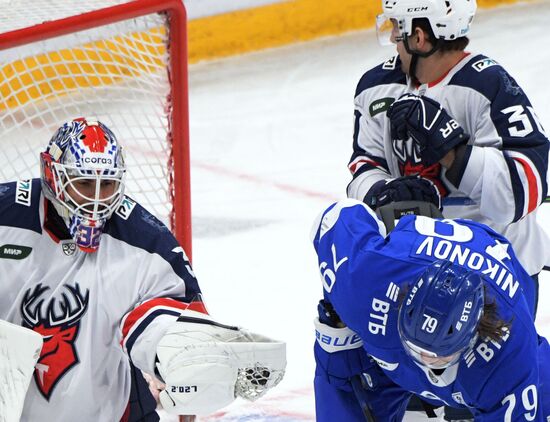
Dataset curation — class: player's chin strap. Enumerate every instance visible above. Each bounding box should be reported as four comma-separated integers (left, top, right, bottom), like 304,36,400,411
376,200,443,233
155,310,286,416
402,34,444,85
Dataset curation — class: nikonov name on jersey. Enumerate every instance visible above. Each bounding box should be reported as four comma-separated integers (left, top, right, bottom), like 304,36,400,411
415,236,519,299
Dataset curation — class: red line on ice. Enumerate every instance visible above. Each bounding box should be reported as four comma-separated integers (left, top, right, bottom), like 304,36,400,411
193,161,336,201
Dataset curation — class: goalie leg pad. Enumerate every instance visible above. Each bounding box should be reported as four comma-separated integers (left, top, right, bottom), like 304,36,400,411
0,320,43,422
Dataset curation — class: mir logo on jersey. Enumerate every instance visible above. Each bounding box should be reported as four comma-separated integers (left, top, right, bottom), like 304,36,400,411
0,244,32,259
20,283,90,400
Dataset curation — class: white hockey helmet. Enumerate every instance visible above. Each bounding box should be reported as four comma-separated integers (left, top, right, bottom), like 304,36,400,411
377,0,477,46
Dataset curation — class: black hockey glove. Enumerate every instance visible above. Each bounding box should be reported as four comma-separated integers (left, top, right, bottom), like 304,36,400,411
363,175,441,210
318,299,344,328
387,94,469,166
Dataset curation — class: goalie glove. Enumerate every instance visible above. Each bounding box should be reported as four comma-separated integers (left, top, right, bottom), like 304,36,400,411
387,93,469,166
155,310,286,415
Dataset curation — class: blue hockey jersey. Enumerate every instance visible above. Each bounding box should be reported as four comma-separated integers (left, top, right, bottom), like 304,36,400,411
312,199,550,421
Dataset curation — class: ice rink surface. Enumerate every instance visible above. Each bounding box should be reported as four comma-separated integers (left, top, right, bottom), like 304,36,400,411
175,1,550,420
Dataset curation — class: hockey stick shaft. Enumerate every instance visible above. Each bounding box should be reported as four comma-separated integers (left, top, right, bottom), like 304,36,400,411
351,375,377,422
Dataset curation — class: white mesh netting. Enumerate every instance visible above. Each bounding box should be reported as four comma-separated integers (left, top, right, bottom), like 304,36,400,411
0,1,176,225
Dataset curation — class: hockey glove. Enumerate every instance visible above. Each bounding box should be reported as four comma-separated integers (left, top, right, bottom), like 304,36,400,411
314,300,372,392
387,94,469,166
315,301,410,420
363,175,441,210
156,310,286,415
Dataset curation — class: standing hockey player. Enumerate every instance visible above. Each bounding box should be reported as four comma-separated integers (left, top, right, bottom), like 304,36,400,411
346,1,549,417
0,118,285,421
347,0,549,305
312,199,550,421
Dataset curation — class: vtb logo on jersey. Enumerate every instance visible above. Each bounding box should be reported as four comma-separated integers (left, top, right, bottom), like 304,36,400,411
20,283,89,400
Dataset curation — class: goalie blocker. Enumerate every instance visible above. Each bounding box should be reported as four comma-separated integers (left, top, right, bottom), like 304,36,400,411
155,310,286,415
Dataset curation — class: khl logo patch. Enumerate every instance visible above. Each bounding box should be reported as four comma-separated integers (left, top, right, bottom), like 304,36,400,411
61,241,77,256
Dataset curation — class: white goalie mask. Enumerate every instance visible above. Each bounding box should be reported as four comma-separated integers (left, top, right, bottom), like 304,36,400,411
40,118,126,252
377,0,477,46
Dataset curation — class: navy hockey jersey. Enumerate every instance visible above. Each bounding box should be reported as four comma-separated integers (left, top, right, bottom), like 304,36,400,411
312,199,550,420
0,179,203,421
347,53,550,275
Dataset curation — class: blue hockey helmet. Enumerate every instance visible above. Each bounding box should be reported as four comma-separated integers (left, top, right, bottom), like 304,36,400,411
398,260,484,369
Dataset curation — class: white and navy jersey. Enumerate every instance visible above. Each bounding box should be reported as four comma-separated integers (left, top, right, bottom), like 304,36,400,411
0,179,204,421
312,199,550,420
347,53,550,275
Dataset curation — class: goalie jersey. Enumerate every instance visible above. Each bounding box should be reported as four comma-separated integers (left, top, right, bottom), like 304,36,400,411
312,199,550,420
347,53,550,275
0,179,203,421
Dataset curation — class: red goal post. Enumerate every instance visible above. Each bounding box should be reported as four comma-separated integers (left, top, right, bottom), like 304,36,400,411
0,0,192,257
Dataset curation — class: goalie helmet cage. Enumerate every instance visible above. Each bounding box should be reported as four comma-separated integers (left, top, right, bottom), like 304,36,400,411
0,0,193,258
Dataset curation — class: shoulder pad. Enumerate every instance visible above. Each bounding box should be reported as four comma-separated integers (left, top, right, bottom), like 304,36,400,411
449,54,522,102
0,179,42,233
355,56,407,97
108,196,173,248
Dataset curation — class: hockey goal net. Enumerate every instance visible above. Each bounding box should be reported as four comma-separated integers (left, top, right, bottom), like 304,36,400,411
0,0,192,255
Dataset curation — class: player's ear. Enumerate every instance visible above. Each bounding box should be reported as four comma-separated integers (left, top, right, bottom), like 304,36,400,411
418,28,434,51
409,27,425,49
417,28,432,50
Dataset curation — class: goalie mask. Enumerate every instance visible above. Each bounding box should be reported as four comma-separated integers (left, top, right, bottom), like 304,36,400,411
398,260,484,369
40,118,126,252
